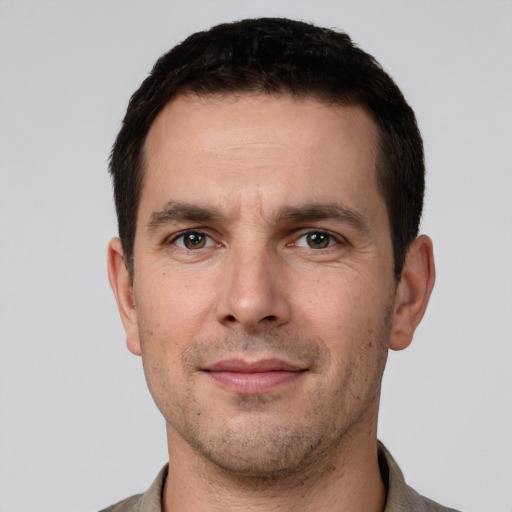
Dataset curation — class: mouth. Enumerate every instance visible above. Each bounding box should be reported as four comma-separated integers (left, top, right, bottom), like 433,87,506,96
202,358,308,394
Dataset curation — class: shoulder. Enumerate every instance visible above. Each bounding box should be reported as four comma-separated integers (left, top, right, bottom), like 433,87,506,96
98,493,143,512
97,465,168,512
402,485,461,512
378,441,462,512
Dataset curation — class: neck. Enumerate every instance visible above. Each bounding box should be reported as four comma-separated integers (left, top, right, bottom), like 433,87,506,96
162,421,386,512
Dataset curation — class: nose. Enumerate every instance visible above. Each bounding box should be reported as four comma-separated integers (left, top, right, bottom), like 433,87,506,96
215,244,291,333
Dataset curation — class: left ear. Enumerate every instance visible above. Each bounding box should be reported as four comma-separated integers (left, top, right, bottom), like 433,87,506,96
389,235,436,351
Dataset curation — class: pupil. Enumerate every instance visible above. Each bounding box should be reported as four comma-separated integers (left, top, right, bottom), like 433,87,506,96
185,233,205,249
307,232,329,249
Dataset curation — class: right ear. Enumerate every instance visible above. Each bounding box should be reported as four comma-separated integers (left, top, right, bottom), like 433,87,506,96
107,238,141,356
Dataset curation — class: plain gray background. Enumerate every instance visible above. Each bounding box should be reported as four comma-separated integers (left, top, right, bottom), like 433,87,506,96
1,1,511,511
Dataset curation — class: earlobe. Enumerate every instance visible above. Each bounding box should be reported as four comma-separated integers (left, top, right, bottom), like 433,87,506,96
389,235,436,351
107,238,142,356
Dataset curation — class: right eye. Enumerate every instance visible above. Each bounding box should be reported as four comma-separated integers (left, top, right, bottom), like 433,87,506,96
172,231,215,250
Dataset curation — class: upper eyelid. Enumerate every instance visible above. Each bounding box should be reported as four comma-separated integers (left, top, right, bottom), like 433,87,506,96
163,227,346,246
167,230,221,252
292,228,346,242
165,228,214,246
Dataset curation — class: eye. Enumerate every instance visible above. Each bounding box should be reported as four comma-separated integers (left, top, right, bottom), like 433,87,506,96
173,231,215,250
294,231,338,249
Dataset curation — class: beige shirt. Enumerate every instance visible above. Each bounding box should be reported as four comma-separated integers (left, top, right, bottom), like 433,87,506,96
99,443,461,512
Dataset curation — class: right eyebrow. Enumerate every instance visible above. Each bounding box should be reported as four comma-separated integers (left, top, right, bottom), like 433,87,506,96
146,200,223,233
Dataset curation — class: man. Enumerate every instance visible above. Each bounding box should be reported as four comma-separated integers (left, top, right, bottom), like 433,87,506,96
103,18,459,512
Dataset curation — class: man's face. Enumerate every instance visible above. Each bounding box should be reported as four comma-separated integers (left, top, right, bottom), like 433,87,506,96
123,94,400,476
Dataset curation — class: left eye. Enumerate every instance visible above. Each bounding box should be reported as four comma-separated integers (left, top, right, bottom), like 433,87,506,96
294,231,337,249
173,231,215,250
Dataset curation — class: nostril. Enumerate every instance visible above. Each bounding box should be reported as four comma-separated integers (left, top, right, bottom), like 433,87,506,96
224,314,277,324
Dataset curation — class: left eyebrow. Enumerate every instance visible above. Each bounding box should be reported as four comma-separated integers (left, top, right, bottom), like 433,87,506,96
277,203,371,236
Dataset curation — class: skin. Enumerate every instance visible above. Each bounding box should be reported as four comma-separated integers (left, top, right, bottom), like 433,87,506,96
108,93,435,512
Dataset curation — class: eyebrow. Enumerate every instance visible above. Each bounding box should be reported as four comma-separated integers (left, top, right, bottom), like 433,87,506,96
147,201,223,233
278,203,370,235
147,200,370,235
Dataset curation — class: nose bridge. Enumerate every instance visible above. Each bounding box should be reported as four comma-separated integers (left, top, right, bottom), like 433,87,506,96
216,237,290,331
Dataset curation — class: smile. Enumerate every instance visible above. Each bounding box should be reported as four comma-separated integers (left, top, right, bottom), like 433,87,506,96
203,358,308,394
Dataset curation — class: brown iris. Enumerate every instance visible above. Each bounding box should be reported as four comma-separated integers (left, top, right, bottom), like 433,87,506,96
183,232,207,249
306,232,331,249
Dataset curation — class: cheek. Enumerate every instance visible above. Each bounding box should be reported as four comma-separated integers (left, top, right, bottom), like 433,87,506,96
133,267,219,415
297,271,383,327
295,271,393,358
135,266,216,345
134,288,193,422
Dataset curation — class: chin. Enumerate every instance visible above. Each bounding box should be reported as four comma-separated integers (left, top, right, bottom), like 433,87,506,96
180,411,343,480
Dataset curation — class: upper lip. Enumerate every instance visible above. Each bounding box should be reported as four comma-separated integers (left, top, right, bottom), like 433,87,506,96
204,358,306,373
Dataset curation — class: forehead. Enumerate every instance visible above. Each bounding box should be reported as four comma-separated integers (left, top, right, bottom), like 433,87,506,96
145,93,379,158
141,93,383,219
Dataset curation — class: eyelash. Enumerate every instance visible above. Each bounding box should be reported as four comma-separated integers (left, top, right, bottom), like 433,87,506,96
289,230,345,250
168,229,345,252
169,230,218,250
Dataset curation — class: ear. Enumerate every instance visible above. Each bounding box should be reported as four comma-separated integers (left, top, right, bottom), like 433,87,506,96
107,238,141,356
389,235,436,351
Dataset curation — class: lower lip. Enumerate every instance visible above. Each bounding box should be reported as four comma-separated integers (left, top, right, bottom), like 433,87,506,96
205,370,305,394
